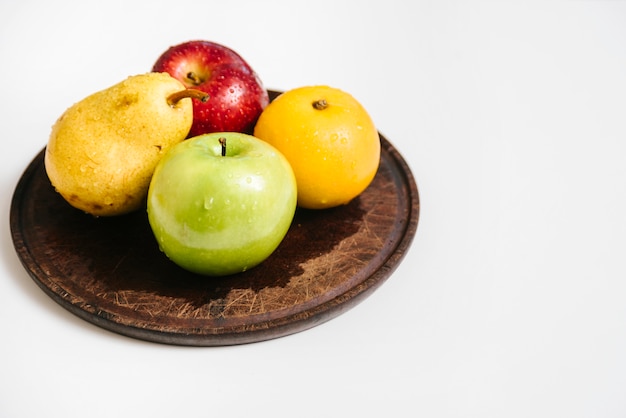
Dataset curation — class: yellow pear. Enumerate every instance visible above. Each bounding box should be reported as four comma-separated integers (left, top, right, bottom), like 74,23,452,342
45,72,208,216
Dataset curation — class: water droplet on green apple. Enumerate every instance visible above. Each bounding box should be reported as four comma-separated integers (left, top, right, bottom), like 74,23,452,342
204,197,214,209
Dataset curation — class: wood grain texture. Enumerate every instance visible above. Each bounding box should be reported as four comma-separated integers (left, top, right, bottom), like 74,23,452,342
10,93,419,346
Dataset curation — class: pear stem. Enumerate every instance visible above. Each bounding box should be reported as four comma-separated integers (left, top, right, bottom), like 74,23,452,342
219,137,227,156
167,89,209,106
312,99,328,110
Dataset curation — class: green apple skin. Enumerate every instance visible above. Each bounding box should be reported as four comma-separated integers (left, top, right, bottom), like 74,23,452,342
147,132,297,276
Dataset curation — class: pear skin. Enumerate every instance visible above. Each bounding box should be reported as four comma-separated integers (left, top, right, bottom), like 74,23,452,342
45,72,195,216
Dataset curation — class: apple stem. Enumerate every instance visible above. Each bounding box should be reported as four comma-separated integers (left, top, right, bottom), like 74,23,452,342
186,72,203,85
312,99,328,110
219,137,227,156
167,89,209,106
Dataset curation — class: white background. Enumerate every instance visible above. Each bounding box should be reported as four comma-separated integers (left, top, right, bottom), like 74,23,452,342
2,1,626,417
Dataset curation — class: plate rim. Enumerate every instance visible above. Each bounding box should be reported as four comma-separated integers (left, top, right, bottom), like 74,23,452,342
10,130,419,347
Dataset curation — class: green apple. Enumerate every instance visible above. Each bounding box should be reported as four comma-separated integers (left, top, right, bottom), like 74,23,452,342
147,132,297,276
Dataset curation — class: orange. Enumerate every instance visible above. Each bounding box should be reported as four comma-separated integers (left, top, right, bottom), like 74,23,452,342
253,85,380,209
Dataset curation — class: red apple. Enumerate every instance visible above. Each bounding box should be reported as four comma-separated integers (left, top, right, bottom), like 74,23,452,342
152,40,269,136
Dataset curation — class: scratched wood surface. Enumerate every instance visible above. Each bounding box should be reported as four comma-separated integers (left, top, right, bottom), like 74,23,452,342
10,93,419,346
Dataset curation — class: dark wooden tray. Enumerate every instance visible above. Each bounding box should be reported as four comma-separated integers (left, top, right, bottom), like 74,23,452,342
10,107,419,346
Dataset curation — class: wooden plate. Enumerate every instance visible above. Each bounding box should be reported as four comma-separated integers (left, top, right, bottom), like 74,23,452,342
10,98,419,346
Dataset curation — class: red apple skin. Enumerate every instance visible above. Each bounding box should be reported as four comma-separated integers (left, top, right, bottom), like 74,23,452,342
152,40,269,136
